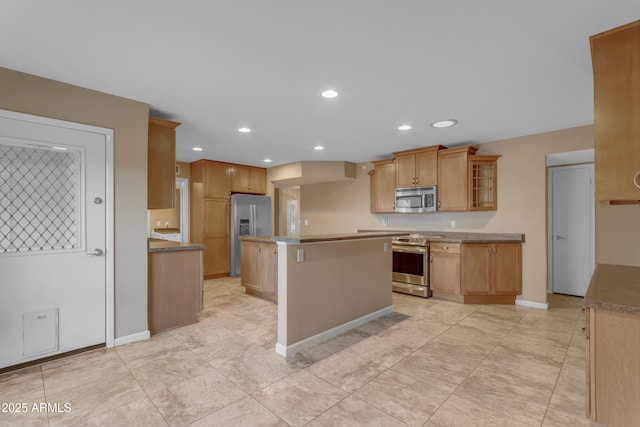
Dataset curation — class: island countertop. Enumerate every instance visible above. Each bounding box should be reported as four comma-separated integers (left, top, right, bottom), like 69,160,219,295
148,240,206,253
584,264,640,316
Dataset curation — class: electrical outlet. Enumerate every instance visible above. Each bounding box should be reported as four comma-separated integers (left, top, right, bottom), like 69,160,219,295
297,249,304,262
156,221,161,227
382,216,388,226
304,219,309,226
383,242,389,252
450,220,456,229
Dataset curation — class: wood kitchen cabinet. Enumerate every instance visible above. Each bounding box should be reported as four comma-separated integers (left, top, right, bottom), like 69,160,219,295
462,243,521,303
230,164,267,194
585,307,640,426
590,20,640,202
202,199,230,277
202,161,230,198
437,146,478,211
429,242,461,297
241,240,277,301
437,146,500,212
190,160,231,278
148,117,180,209
369,158,396,213
584,264,640,426
393,145,445,188
468,156,500,211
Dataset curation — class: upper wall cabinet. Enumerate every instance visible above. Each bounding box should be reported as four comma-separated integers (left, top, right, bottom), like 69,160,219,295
369,158,396,213
393,145,445,188
590,20,640,202
230,164,267,195
469,155,501,211
148,117,180,209
437,146,478,211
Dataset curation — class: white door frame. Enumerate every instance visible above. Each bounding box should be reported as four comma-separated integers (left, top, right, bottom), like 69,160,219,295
547,159,595,294
0,109,115,348
177,177,189,242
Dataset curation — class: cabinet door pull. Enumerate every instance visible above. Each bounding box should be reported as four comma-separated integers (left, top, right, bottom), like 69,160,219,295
634,170,640,189
258,245,262,253
273,246,278,254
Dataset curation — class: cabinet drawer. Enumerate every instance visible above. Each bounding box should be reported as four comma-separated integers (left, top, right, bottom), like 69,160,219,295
430,242,460,253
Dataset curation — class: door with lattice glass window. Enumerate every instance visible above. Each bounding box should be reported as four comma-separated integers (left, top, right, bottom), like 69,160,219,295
0,112,107,369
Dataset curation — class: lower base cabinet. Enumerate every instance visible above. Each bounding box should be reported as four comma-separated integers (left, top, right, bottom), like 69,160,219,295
462,243,521,303
241,240,277,302
431,242,522,304
585,307,640,426
430,243,461,296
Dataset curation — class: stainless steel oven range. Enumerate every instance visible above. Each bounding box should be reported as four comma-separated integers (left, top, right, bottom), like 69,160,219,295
392,234,432,297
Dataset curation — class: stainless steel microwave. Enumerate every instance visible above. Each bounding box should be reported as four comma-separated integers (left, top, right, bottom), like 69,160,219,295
395,186,437,213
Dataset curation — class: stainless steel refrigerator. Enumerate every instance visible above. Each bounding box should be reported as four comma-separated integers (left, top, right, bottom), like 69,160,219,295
229,194,272,277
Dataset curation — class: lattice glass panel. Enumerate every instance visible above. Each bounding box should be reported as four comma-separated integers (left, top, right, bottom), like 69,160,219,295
0,143,81,254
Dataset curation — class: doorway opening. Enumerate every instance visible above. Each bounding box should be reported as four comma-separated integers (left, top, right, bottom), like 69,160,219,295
547,150,595,297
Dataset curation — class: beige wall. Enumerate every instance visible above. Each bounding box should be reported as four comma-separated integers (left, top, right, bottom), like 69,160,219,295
300,125,611,304
1,67,149,338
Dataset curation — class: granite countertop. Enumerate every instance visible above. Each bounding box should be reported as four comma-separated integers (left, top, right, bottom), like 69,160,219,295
583,264,640,316
357,229,525,243
240,236,277,244
241,231,408,244
273,231,408,244
148,240,206,253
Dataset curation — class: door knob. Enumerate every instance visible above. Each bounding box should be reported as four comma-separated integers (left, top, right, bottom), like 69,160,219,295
86,248,104,256
553,235,566,240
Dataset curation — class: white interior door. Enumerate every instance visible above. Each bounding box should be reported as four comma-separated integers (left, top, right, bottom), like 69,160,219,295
0,114,108,368
549,164,595,297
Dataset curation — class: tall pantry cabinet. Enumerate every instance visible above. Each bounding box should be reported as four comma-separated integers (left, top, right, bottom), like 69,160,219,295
190,160,231,278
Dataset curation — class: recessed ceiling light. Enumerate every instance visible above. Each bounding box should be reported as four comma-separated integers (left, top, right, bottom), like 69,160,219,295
192,146,203,152
314,145,325,151
238,127,251,133
263,158,273,163
322,90,338,99
431,119,458,128
398,124,412,131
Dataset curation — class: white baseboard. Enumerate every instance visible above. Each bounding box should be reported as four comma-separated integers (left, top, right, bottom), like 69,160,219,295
275,305,394,358
516,299,549,310
114,330,150,347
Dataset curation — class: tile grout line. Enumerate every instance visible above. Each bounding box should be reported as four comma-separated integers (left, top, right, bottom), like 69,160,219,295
424,305,532,424
539,310,584,425
112,344,172,427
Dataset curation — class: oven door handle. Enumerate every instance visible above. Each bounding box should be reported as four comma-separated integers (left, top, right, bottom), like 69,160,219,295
392,246,426,254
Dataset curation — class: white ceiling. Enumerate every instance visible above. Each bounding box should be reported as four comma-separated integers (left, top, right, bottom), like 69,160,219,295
1,1,638,167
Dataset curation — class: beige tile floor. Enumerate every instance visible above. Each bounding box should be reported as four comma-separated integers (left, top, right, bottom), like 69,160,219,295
0,277,595,426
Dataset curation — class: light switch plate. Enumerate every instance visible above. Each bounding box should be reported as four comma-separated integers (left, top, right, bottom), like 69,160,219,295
297,249,304,262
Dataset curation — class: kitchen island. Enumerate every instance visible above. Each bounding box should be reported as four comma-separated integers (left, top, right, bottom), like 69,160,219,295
268,231,406,358
583,264,640,426
148,240,205,333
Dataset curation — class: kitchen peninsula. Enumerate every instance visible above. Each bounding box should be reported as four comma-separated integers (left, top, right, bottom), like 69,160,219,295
148,240,206,334
247,232,406,358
